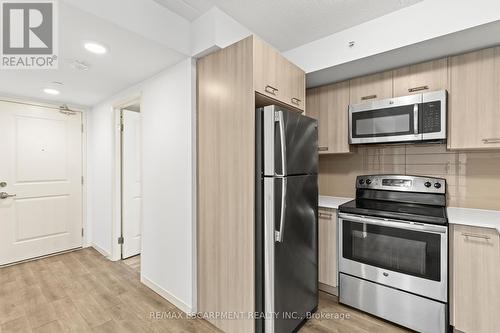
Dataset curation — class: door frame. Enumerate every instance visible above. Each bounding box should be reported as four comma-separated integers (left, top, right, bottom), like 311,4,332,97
111,94,142,262
0,95,89,250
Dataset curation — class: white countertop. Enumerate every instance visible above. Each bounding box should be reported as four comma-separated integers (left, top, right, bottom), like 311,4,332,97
318,196,500,233
447,207,500,233
318,195,353,210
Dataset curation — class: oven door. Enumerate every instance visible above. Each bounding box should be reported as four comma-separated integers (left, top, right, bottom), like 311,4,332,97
349,94,422,144
338,213,447,302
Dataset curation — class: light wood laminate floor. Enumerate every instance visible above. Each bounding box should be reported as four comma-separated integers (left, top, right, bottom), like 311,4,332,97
0,248,409,332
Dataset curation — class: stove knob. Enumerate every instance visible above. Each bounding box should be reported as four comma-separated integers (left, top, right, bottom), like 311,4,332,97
366,179,372,185
424,182,432,188
434,182,442,189
358,179,365,185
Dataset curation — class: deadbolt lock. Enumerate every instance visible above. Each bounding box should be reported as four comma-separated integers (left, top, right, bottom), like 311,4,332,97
0,182,6,188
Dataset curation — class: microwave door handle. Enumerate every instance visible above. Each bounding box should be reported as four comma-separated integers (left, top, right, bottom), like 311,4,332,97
275,110,287,176
275,178,287,242
413,104,419,134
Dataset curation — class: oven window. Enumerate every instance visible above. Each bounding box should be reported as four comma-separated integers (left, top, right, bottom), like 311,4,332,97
352,105,417,138
342,220,441,281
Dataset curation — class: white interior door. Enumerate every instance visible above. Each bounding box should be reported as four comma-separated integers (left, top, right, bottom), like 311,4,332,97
0,101,83,265
121,109,142,259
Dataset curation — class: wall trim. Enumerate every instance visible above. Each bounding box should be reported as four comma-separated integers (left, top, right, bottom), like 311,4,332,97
141,275,193,314
92,244,111,258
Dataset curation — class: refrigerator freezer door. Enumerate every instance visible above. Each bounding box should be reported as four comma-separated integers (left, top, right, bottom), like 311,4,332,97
262,106,318,177
264,174,318,333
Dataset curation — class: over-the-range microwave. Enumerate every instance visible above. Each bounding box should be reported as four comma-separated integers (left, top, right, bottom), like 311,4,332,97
348,90,447,144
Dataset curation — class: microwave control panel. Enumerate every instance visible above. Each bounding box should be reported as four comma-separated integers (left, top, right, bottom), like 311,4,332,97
421,101,441,133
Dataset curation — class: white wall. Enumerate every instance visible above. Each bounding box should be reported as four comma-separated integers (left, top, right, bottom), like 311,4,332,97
140,58,196,312
284,0,500,73
87,103,114,255
87,58,196,311
191,7,251,57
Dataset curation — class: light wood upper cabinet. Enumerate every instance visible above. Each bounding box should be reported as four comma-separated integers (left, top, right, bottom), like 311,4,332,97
393,58,448,96
254,38,306,110
448,47,500,150
254,38,280,100
349,71,393,104
451,224,500,333
318,208,337,289
306,81,350,154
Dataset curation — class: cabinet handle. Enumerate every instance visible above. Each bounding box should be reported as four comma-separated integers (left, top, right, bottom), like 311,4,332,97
462,233,491,240
319,213,333,219
361,94,377,101
318,146,328,151
408,85,429,93
265,85,278,95
482,138,500,144
291,97,301,106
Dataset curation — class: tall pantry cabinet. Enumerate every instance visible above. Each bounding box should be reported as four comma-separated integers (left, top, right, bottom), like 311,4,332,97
197,35,306,333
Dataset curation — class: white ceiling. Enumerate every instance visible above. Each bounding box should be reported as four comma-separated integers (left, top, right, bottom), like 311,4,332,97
0,1,186,107
153,0,213,21
155,0,423,50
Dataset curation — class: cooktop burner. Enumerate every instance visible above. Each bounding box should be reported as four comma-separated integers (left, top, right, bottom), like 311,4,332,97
338,174,448,225
339,199,447,225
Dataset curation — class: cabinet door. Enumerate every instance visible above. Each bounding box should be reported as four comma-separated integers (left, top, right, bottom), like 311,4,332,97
305,87,328,152
452,225,500,333
393,58,448,96
254,38,305,111
306,82,350,154
254,37,281,101
285,61,306,111
449,47,500,149
318,208,337,288
349,71,393,104
321,82,350,154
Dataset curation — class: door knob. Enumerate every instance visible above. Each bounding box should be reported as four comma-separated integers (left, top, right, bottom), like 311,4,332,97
0,182,6,188
0,192,16,199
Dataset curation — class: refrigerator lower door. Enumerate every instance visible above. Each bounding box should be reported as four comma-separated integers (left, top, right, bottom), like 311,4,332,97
264,175,318,333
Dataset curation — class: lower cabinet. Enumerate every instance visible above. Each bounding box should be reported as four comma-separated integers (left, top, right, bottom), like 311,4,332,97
318,208,338,294
451,224,500,333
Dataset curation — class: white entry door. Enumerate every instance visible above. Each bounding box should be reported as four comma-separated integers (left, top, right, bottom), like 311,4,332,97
121,109,142,259
0,101,83,265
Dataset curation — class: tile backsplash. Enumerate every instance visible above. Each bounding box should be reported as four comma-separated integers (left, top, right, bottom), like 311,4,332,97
319,144,500,210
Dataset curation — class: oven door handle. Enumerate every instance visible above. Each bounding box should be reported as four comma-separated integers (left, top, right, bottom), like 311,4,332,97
338,213,447,234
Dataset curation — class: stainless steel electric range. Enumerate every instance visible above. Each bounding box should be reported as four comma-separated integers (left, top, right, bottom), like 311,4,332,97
338,174,448,333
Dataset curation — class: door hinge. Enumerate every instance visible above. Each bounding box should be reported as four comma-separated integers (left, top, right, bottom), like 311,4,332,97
120,123,124,132
81,124,84,132
81,228,84,237
81,176,84,185
118,236,124,244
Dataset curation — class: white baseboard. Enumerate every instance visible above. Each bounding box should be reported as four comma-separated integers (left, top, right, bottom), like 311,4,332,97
141,275,192,314
91,244,111,258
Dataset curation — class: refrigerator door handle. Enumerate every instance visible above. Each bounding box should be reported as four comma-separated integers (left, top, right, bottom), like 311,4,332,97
275,110,287,176
275,178,287,242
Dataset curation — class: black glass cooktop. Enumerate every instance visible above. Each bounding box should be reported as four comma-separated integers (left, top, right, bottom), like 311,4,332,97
338,199,448,225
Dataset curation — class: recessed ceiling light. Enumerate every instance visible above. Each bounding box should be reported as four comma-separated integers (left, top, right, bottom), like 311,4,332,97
84,41,107,55
43,88,60,95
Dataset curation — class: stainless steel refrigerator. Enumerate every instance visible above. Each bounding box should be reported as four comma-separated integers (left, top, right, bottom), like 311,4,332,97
255,105,318,333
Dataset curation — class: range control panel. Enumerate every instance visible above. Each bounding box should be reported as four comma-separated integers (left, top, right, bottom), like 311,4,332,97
356,174,446,194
